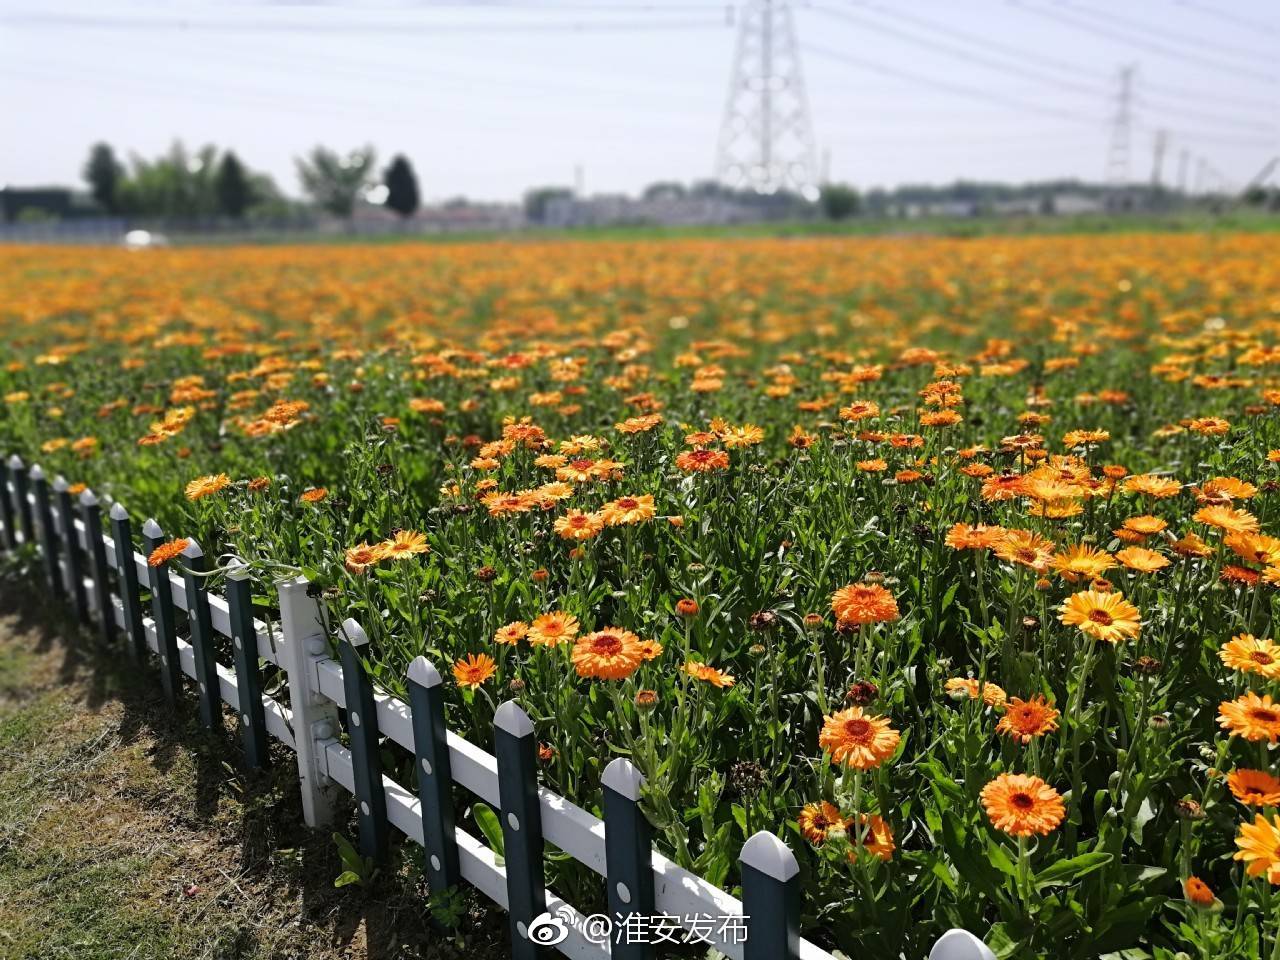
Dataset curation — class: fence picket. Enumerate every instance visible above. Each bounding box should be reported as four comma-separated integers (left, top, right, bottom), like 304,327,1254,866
406,655,461,896
226,561,270,768
602,758,655,960
494,700,546,960
54,477,89,623
79,490,114,645
0,458,16,550
9,455,34,545
141,518,182,706
181,539,221,729
276,576,341,828
740,832,800,960
30,466,61,596
338,618,389,862
109,504,148,660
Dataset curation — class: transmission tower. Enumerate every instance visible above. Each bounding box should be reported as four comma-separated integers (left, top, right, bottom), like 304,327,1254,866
1105,64,1136,187
715,0,818,197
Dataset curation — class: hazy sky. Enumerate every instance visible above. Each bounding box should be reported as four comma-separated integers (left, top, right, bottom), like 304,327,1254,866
2,0,1277,202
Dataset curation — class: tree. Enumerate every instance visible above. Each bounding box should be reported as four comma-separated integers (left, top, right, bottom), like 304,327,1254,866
215,152,251,219
383,155,420,219
295,145,376,220
83,143,123,214
819,183,860,220
114,141,220,221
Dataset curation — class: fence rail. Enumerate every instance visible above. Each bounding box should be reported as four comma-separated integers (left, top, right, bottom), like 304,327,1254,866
0,455,995,960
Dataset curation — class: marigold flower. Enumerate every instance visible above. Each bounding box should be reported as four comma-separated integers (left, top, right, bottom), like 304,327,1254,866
818,707,900,769
381,530,430,559
1114,546,1170,573
831,583,899,626
300,487,328,503
344,541,386,574
148,538,191,567
1183,876,1216,907
1227,768,1280,807
851,814,895,862
683,660,735,688
1218,691,1280,742
944,677,1007,708
1194,505,1260,534
185,473,231,501
980,772,1065,836
494,621,529,645
675,448,730,472
1219,634,1280,679
1059,589,1141,643
554,509,605,541
571,628,645,680
798,801,849,845
528,611,579,647
453,653,496,690
996,695,1061,743
1233,814,1280,885
601,494,656,526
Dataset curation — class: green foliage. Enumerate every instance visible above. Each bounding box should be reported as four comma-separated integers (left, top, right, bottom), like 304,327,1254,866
296,145,376,220
332,832,378,888
82,142,124,214
216,152,252,220
819,182,860,220
383,155,420,219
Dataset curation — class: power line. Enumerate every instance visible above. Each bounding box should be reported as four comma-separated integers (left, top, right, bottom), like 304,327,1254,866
1007,0,1276,84
815,3,1274,134
1171,0,1280,40
1060,0,1274,66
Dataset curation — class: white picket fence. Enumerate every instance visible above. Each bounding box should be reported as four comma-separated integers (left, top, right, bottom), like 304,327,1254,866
0,456,995,960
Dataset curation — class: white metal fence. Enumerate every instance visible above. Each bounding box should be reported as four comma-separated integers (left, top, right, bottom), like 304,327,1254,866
0,455,995,960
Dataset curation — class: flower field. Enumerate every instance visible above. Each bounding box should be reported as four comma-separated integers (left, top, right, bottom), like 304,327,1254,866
4,232,1280,958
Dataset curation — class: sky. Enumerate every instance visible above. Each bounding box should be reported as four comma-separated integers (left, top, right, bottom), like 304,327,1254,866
1,0,1277,203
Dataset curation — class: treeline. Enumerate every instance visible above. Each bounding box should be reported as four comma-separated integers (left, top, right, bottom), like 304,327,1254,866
82,142,423,222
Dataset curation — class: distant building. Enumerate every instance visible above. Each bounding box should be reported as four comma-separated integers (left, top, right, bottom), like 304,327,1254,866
542,193,761,228
0,187,98,223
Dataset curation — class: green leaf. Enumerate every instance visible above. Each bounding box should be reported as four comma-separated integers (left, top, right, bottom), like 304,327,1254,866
472,802,506,865
1034,851,1113,889
334,870,361,888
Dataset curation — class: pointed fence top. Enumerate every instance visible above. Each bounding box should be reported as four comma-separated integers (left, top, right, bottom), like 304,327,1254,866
78,489,98,507
52,475,69,492
226,558,250,581
407,655,442,688
109,502,130,521
341,617,369,647
494,700,534,738
928,929,996,960
6,454,22,469
141,517,163,538
740,831,799,881
601,757,645,801
28,464,45,481
181,538,204,559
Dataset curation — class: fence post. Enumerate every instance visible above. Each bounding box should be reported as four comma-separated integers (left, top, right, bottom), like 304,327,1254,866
494,700,546,960
226,561,269,769
338,618,389,862
80,490,114,644
9,455,33,546
30,466,61,596
602,758,655,960
181,539,221,730
928,930,996,960
407,656,460,895
55,477,89,623
142,518,183,706
276,576,341,828
740,831,801,960
0,457,16,550
109,503,147,660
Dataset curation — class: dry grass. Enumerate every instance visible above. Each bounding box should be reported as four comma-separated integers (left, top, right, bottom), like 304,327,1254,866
0,559,508,960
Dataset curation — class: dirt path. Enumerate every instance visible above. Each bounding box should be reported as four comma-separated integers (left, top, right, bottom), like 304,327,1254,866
0,564,505,960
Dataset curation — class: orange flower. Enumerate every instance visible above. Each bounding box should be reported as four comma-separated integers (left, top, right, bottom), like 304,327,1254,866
818,707,900,769
980,773,1065,837
797,801,850,845
300,487,328,504
1219,634,1280,679
147,538,191,567
1183,876,1215,907
600,494,656,526
527,611,579,647
453,653,496,690
1194,504,1260,534
675,448,730,473
944,523,1006,551
185,473,230,501
554,509,605,541
1218,691,1280,742
1233,814,1280,884
571,628,645,680
1227,768,1280,807
344,541,387,574
493,621,529,645
994,530,1056,571
996,695,1060,743
850,814,895,862
1059,589,1141,644
944,677,1007,708
381,530,430,559
1114,546,1170,573
831,583,899,626
683,660,735,688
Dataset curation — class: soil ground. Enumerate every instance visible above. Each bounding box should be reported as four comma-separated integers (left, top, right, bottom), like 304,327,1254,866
0,554,508,960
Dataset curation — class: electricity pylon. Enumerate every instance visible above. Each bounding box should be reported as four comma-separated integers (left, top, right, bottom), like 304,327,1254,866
715,0,818,197
1105,64,1136,186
